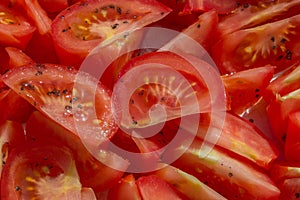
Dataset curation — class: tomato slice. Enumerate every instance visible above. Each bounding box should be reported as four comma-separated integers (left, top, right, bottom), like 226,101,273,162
113,51,225,128
26,111,126,191
2,63,117,145
183,112,278,169
217,0,300,37
5,47,34,68
136,175,188,200
51,0,172,66
279,178,300,200
0,121,25,177
39,0,68,13
270,162,300,184
171,138,280,200
285,111,300,161
265,61,300,102
1,145,82,199
212,14,300,74
222,65,274,114
107,174,141,200
154,165,227,200
0,3,36,49
182,0,238,14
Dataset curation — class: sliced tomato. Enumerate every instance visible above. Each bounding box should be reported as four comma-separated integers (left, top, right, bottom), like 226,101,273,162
154,165,227,200
171,138,280,200
217,0,300,38
14,0,52,35
270,162,300,184
222,65,274,114
212,14,300,74
285,111,300,161
182,0,238,14
0,89,35,123
1,144,82,199
279,178,300,200
51,0,171,66
25,110,126,191
113,51,222,128
136,175,188,200
0,47,10,75
2,63,118,147
183,112,278,169
267,90,300,144
161,9,218,53
107,174,141,200
5,47,34,68
0,3,36,49
38,0,68,13
81,187,97,199
0,121,25,176
265,61,300,102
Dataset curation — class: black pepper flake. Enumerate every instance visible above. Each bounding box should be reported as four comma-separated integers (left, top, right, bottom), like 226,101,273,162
243,3,249,8
65,105,72,110
123,20,128,24
111,23,119,29
270,36,275,42
255,94,260,98
295,193,300,199
197,24,201,28
2,160,5,165
62,29,67,33
33,101,37,106
60,15,65,19
286,50,293,60
36,63,46,69
130,99,134,104
138,90,144,96
255,88,260,93
109,4,115,9
117,7,122,14
280,38,287,44
15,186,21,191
35,70,43,76
249,118,254,123
161,12,165,15
281,133,287,142
132,120,138,125
94,8,99,13
20,82,35,91
272,45,276,49
228,172,233,177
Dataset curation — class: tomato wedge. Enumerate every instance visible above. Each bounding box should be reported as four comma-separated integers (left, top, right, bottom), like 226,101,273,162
171,138,280,200
285,111,300,161
182,0,238,14
1,145,82,199
51,0,172,66
5,47,34,68
212,14,300,74
0,3,36,49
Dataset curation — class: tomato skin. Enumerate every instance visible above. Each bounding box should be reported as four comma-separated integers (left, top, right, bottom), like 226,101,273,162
26,111,125,192
5,47,34,68
212,14,300,74
0,4,36,50
285,111,300,161
182,0,238,14
107,174,142,200
222,65,275,114
171,138,280,200
51,0,172,66
38,0,69,13
136,175,188,200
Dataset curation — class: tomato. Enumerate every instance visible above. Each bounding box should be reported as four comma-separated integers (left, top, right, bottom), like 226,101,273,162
0,121,25,176
217,0,300,38
26,111,126,191
184,112,278,169
107,174,141,200
2,63,118,150
171,138,280,200
161,9,218,53
182,0,238,14
279,178,300,200
222,65,274,114
1,144,83,199
136,175,188,200
285,111,300,161
270,162,300,184
113,51,222,128
51,0,172,66
5,47,34,68
38,0,68,13
0,47,10,74
80,187,97,199
212,14,300,74
265,61,300,102
14,0,52,35
0,3,36,49
154,165,227,200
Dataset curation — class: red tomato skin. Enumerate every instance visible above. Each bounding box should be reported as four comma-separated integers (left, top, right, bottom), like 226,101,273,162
107,174,142,200
0,4,36,50
136,175,188,200
39,0,68,13
222,65,275,114
25,111,125,192
285,111,300,161
5,47,34,68
51,0,172,66
182,0,238,14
